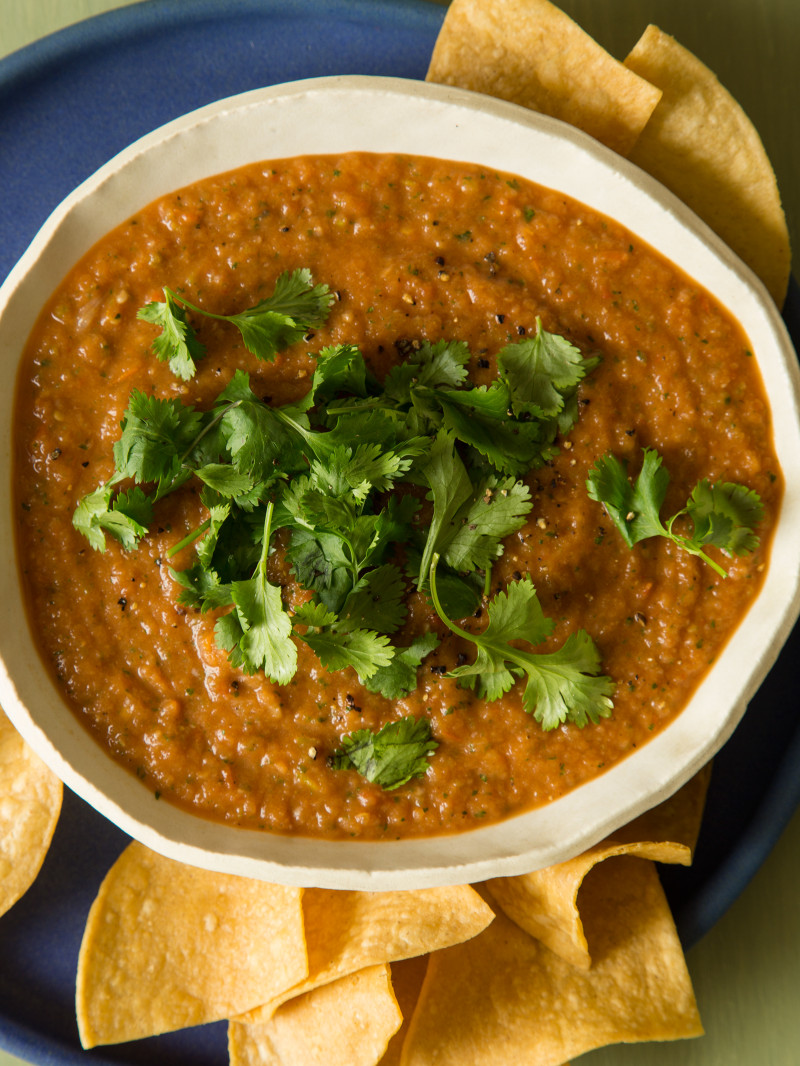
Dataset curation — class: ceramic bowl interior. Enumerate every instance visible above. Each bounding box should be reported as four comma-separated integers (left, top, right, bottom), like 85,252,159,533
1,75,799,889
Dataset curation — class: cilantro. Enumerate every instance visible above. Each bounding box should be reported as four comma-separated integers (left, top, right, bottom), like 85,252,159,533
414,430,532,602
497,318,594,421
428,555,615,730
214,502,297,682
74,273,611,789
292,579,398,680
338,564,408,634
362,631,441,699
299,625,394,680
137,269,333,379
435,384,557,475
331,716,438,789
72,482,153,552
586,448,763,577
415,430,475,589
113,390,204,490
137,289,206,380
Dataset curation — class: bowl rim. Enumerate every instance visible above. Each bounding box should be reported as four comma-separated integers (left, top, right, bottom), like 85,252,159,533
2,73,799,889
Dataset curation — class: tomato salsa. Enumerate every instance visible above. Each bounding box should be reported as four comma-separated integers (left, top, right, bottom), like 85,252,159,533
13,152,781,839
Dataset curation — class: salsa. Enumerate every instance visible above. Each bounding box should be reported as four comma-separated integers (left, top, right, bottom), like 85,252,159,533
13,152,781,839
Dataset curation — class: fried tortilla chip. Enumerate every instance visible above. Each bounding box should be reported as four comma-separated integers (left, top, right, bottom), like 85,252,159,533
426,0,662,155
401,859,702,1065
0,707,62,918
624,24,791,305
485,766,711,969
379,956,429,1066
237,885,494,1024
229,964,402,1066
76,842,307,1047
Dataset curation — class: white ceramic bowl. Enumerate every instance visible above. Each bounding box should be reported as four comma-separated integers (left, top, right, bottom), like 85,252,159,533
2,75,799,890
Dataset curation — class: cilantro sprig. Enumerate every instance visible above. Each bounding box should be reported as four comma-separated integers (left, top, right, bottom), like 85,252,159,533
428,555,615,730
586,448,764,577
137,268,334,380
415,429,533,598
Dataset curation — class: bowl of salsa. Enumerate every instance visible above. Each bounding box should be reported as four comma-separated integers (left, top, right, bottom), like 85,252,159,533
1,75,798,888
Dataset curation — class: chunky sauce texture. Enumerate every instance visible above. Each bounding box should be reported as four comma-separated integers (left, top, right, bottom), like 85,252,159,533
13,153,781,839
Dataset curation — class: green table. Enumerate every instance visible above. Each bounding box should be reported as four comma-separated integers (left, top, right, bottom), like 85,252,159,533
1,2,799,1065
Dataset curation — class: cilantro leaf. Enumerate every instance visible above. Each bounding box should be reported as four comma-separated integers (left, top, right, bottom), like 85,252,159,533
331,716,438,789
225,269,332,360
429,555,615,730
194,464,255,498
442,476,532,573
229,571,297,681
586,449,668,547
289,344,370,414
285,526,354,612
436,384,557,475
112,486,156,530
72,481,153,552
338,564,408,635
218,375,303,481
686,479,764,555
292,600,338,629
72,484,119,552
299,626,394,680
382,339,470,402
586,448,763,576
416,432,532,583
362,631,441,700
194,500,232,567
292,597,398,679
416,430,475,588
113,390,204,491
305,442,408,498
497,318,588,418
217,502,297,681
171,561,233,612
137,288,207,380
239,267,334,330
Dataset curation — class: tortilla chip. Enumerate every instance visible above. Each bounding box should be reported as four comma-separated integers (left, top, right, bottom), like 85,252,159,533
0,707,62,918
484,767,711,969
426,0,662,155
237,885,494,1024
401,859,702,1065
624,25,791,305
76,842,307,1047
229,964,402,1066
379,956,429,1066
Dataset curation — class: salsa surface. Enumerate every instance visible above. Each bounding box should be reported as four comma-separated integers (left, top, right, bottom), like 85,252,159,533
13,152,781,839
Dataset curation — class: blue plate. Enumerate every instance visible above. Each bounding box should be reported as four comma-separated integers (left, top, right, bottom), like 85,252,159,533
1,2,798,1063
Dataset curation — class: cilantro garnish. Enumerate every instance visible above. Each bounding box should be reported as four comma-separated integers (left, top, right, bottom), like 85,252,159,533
73,278,612,788
137,268,334,380
213,501,297,681
416,430,533,585
331,716,439,790
586,448,764,577
72,483,153,552
362,632,441,700
497,316,593,420
428,555,615,730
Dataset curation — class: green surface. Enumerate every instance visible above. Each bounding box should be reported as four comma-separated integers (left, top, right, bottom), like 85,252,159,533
1,2,799,1065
